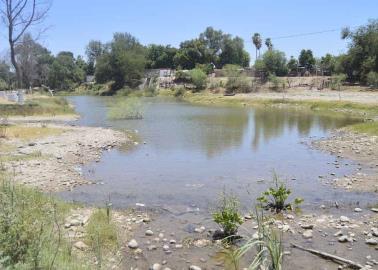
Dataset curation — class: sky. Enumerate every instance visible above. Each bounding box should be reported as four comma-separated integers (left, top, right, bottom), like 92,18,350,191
1,0,378,62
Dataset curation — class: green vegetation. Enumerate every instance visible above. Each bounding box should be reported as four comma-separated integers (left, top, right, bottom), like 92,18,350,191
189,68,207,91
107,97,144,120
0,97,75,116
367,71,378,89
0,173,87,269
0,125,63,140
330,74,347,90
267,74,285,92
212,191,243,238
348,121,378,135
257,173,303,213
86,209,118,250
255,50,288,76
224,65,252,94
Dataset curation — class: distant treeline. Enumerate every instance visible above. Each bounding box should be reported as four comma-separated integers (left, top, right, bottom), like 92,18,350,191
0,20,377,92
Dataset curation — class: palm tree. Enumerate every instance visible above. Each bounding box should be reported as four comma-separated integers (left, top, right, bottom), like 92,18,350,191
265,38,273,51
252,33,262,60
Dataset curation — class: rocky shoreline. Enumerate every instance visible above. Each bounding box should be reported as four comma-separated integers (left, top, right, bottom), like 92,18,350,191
2,123,129,192
312,129,378,192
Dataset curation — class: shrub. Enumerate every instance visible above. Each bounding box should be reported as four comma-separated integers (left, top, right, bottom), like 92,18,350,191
107,97,144,120
257,173,303,213
189,68,207,91
195,63,214,75
174,70,191,83
367,71,378,89
173,86,186,97
267,74,285,92
0,79,8,91
212,191,243,239
225,76,251,94
144,86,157,97
86,209,118,249
330,74,347,90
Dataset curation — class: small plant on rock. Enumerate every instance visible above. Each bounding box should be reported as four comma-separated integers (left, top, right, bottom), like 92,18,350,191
257,173,303,213
212,190,243,240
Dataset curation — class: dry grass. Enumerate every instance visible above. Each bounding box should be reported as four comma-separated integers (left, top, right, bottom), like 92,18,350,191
1,125,63,140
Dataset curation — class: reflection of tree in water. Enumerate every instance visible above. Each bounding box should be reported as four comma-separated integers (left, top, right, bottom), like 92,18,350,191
189,110,249,158
252,108,360,150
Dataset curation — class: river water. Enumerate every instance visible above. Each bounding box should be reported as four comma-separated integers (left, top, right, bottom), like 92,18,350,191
59,96,373,214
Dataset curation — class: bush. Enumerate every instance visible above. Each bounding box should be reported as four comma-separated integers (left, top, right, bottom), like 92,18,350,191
367,71,378,89
226,76,251,94
257,173,303,213
195,63,214,75
0,79,8,91
330,74,347,90
268,74,285,92
212,191,243,239
107,97,144,120
189,68,207,91
86,209,118,249
173,86,186,97
174,70,191,83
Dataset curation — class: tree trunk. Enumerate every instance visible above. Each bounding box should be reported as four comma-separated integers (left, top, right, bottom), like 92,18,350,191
8,22,22,89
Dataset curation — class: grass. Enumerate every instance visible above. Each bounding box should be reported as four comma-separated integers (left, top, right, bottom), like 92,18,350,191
348,121,378,135
0,96,75,116
0,125,63,140
0,172,89,269
86,209,118,249
107,97,144,120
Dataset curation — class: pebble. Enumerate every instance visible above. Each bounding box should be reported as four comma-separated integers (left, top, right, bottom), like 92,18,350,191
162,245,170,251
145,230,154,236
128,239,139,249
338,235,350,243
366,238,378,245
302,230,313,239
301,224,314,230
151,264,162,270
189,266,202,270
74,241,88,251
371,208,378,213
354,208,362,212
340,216,350,223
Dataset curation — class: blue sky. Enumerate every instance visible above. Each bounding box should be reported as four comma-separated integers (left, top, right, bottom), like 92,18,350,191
1,0,377,62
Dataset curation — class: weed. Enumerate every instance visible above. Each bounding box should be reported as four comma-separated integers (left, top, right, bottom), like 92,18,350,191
107,97,144,120
257,173,303,213
86,209,118,250
212,190,243,239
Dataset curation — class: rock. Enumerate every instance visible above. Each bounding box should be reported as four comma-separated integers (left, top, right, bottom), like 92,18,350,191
334,230,344,237
194,226,206,233
301,224,314,230
372,228,378,237
286,214,294,220
70,219,81,226
366,238,378,245
74,241,88,251
338,235,350,243
340,216,350,223
128,239,139,249
175,244,183,249
302,230,313,239
145,230,154,236
189,266,202,270
151,264,162,270
169,239,176,244
147,245,157,251
354,208,362,212
162,245,170,251
193,239,211,248
158,233,164,238
282,225,291,232
371,208,378,213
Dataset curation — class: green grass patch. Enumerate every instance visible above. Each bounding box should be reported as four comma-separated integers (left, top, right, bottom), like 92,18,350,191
0,172,88,269
0,125,63,140
107,97,144,120
86,209,118,250
0,96,75,116
348,121,378,135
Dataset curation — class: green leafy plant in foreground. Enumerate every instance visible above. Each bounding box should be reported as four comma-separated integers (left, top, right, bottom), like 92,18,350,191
212,190,243,239
257,173,303,213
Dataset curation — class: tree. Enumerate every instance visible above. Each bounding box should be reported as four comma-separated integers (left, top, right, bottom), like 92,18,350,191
15,33,51,88
252,33,262,60
298,49,315,70
218,36,250,68
146,44,177,69
174,39,209,69
95,32,146,92
320,53,336,75
189,68,207,91
339,20,378,83
1,0,50,88
287,56,298,73
265,38,273,51
85,40,104,75
48,51,85,91
255,50,288,76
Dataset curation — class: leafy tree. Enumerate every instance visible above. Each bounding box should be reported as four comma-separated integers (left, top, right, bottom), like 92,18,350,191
252,33,262,60
189,68,207,91
219,36,250,68
0,61,11,85
199,27,224,64
320,53,336,75
146,44,177,69
255,50,288,76
287,56,298,73
85,40,104,75
95,32,146,91
340,20,378,83
48,51,85,91
174,39,209,69
367,71,378,89
298,49,315,69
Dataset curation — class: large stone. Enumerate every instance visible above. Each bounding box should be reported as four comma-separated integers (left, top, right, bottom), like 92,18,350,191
145,230,154,236
189,266,202,270
365,238,378,245
340,216,350,223
151,264,162,270
128,239,139,249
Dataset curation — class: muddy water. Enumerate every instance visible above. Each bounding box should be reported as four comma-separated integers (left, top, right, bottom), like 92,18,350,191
58,96,375,214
